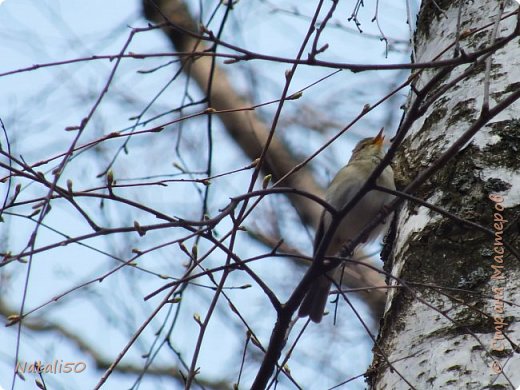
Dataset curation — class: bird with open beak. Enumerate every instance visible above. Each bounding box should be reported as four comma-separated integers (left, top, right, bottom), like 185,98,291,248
299,128,395,323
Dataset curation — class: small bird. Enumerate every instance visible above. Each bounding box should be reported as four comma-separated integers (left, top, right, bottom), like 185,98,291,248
298,128,395,323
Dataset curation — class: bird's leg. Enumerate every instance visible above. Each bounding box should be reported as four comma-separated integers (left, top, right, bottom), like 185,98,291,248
338,242,354,260
379,204,393,223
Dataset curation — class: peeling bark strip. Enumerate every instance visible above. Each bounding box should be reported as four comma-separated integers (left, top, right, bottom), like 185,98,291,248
488,193,508,372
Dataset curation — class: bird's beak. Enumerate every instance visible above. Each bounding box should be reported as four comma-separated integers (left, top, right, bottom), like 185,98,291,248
373,127,385,147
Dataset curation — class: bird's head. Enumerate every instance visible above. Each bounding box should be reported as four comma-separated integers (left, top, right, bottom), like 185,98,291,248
349,127,386,162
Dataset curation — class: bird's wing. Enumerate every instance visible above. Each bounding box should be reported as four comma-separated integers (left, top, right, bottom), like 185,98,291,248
314,165,363,256
326,164,363,207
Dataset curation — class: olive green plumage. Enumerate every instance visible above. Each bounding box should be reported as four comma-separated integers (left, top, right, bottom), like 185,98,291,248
299,130,395,323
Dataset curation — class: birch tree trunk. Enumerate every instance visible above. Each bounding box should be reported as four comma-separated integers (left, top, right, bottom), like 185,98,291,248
370,0,520,388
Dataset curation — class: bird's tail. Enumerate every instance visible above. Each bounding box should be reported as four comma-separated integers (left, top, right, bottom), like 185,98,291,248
298,275,332,323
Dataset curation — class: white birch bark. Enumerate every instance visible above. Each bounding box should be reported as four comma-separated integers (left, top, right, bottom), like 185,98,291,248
370,1,520,388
